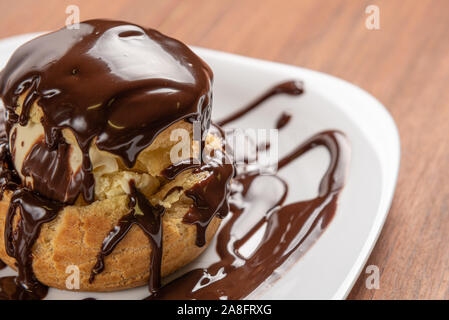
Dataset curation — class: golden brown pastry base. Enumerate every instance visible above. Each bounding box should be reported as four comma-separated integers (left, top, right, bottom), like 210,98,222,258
0,190,220,292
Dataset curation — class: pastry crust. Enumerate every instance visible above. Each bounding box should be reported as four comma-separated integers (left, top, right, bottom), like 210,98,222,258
0,189,220,291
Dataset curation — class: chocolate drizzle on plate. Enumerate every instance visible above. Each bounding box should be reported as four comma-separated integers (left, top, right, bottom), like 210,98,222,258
147,130,348,300
275,111,292,130
217,80,303,127
90,181,165,296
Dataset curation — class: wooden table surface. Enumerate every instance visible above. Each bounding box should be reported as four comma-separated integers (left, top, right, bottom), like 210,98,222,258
0,0,448,300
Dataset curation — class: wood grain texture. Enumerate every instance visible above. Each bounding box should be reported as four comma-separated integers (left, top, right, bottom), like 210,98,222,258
0,0,447,300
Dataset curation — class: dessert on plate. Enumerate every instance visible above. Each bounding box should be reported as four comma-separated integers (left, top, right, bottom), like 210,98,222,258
0,19,350,301
0,19,234,298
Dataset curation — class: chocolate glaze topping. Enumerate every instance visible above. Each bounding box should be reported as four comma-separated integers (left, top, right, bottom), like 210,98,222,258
90,181,165,296
88,124,234,293
0,20,218,299
161,159,201,181
0,19,213,204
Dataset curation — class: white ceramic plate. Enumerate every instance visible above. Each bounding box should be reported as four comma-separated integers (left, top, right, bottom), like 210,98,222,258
0,33,400,300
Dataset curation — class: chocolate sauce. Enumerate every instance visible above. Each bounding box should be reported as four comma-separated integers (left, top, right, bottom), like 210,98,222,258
90,124,234,293
162,186,183,200
0,107,20,199
275,112,292,130
0,19,213,204
89,181,165,296
21,139,75,203
0,156,20,199
217,80,303,126
147,131,348,299
184,147,234,247
2,188,63,300
0,111,16,274
0,20,350,300
144,80,348,299
161,159,200,181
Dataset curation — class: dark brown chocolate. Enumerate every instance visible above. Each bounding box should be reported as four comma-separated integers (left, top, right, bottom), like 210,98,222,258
184,147,234,247
217,80,303,126
90,124,234,293
275,111,292,130
161,159,200,181
147,130,349,299
89,181,165,296
0,106,20,199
